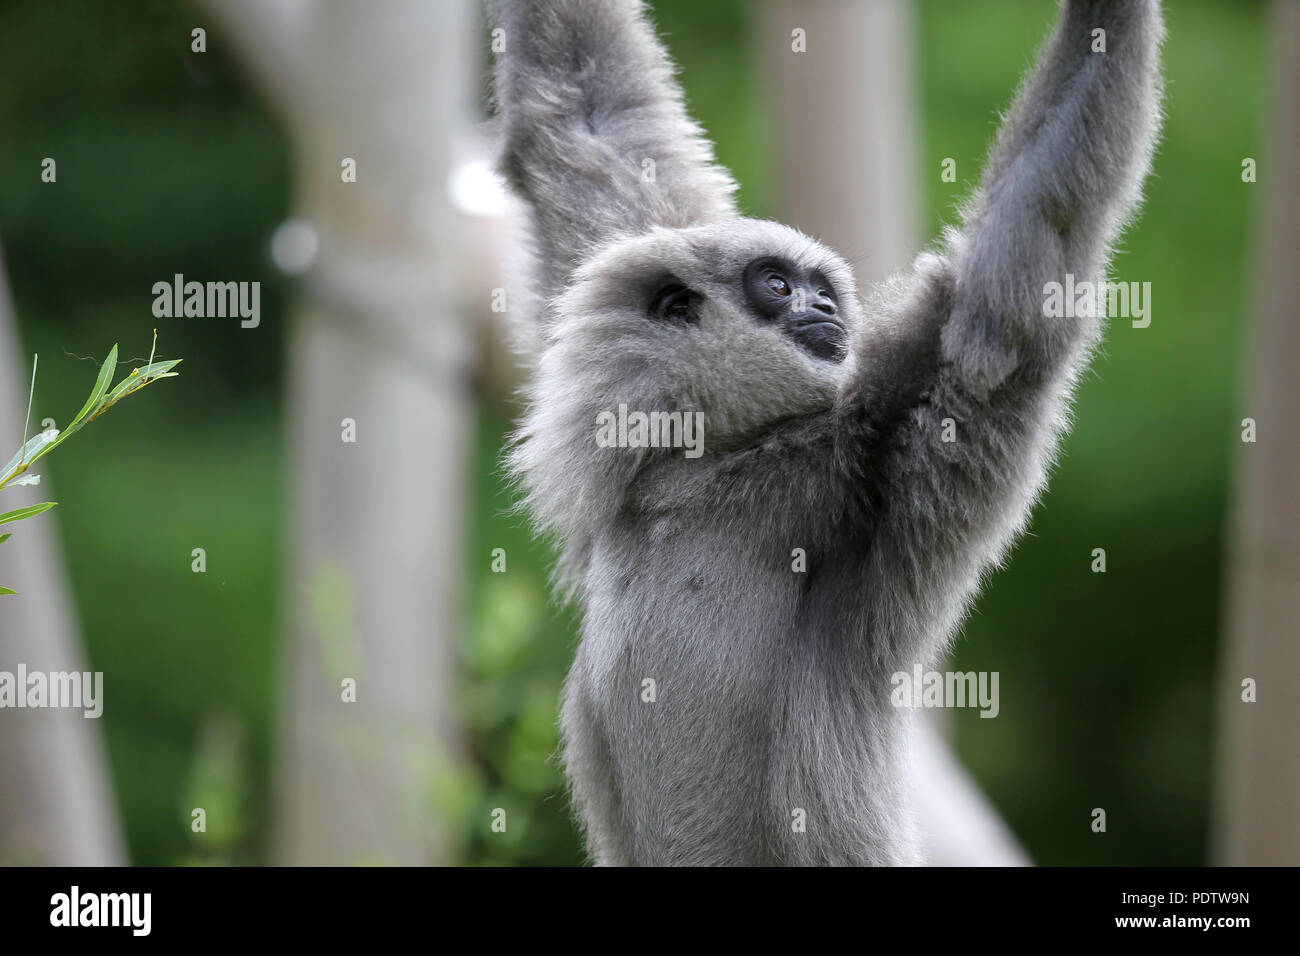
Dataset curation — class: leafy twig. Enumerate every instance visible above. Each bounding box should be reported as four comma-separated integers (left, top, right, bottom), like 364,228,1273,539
0,331,181,594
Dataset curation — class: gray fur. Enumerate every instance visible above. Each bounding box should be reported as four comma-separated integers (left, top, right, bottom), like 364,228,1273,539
490,0,1164,865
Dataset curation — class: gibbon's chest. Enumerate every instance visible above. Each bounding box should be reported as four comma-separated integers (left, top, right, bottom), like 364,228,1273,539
578,517,806,683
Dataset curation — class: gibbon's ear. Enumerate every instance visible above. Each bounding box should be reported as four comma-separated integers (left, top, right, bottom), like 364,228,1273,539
488,0,738,307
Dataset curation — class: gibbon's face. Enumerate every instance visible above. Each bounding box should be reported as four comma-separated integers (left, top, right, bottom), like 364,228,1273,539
542,219,863,450
737,256,846,361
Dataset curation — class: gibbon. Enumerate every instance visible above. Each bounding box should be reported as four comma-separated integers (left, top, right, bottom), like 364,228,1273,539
490,0,1164,865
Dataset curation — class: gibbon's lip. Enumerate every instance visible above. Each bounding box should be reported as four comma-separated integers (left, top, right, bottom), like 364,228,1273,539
788,317,844,332
786,318,848,361
787,317,847,341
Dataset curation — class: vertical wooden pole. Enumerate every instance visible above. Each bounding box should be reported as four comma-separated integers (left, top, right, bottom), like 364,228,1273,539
1214,0,1300,866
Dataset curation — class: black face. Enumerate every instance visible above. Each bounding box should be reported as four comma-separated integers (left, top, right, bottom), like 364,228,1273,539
644,258,847,363
741,257,846,362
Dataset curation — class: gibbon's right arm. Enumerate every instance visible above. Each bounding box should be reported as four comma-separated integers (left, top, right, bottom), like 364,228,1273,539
488,0,737,308
841,0,1163,589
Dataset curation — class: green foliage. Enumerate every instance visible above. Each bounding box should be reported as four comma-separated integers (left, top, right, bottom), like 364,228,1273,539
0,333,180,594
454,411,586,866
180,713,250,865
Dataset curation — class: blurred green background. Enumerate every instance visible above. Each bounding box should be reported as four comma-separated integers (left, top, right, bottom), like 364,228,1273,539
0,0,1264,865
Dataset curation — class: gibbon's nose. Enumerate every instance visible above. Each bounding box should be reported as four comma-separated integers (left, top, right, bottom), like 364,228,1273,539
811,294,837,317
789,290,841,328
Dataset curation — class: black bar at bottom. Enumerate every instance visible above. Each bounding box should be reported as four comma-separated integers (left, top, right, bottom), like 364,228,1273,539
0,865,1277,942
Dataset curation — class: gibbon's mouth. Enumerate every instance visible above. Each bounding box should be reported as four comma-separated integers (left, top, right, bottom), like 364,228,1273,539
786,316,848,362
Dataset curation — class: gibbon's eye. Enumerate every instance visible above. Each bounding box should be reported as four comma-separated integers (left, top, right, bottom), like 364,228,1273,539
648,282,699,325
743,258,801,319
766,274,792,297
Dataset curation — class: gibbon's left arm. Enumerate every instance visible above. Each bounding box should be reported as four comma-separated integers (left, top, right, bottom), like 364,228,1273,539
842,0,1163,595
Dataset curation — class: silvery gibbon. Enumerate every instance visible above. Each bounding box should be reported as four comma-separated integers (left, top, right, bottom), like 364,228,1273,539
488,0,1163,865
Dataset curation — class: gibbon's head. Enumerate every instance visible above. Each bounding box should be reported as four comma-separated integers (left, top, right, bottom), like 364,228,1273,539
546,218,861,440
511,218,864,541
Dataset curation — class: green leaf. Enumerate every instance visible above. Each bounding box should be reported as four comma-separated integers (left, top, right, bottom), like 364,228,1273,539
127,358,182,380
21,354,37,455
0,451,22,486
0,586,16,596
0,428,57,486
68,344,118,432
28,345,120,468
0,533,11,544
76,343,118,421
100,358,183,408
0,501,58,525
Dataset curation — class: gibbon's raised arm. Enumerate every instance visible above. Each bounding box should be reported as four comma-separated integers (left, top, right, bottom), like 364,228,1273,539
948,0,1163,390
488,0,737,306
844,0,1163,585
